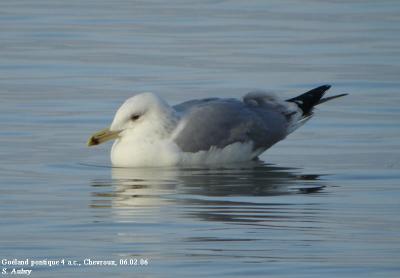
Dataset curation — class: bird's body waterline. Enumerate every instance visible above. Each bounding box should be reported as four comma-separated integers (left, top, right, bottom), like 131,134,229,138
87,85,346,167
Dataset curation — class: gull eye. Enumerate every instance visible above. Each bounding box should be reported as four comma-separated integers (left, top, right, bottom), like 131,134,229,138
130,114,141,121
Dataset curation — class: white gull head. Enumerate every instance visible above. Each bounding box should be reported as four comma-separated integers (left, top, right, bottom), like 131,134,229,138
110,92,177,136
88,93,181,167
111,93,181,167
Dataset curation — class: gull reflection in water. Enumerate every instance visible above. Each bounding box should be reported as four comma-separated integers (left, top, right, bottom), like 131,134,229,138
90,162,326,224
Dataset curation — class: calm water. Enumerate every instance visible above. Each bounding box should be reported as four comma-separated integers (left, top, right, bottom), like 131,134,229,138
1,0,400,277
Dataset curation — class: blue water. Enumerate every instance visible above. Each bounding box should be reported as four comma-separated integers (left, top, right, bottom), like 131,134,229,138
1,0,400,277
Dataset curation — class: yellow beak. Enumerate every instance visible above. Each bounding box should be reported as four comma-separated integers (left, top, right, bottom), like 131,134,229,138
87,128,120,146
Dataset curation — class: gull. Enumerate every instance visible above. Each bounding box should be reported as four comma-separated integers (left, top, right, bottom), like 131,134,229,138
87,85,346,167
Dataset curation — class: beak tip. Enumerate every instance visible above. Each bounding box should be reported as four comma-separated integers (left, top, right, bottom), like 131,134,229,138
87,128,119,147
87,137,98,147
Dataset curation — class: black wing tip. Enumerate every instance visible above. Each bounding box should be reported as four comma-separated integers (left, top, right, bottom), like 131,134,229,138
305,84,331,96
287,84,333,115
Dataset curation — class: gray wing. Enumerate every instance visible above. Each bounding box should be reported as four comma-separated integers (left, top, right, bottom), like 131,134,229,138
173,95,292,153
173,98,219,113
